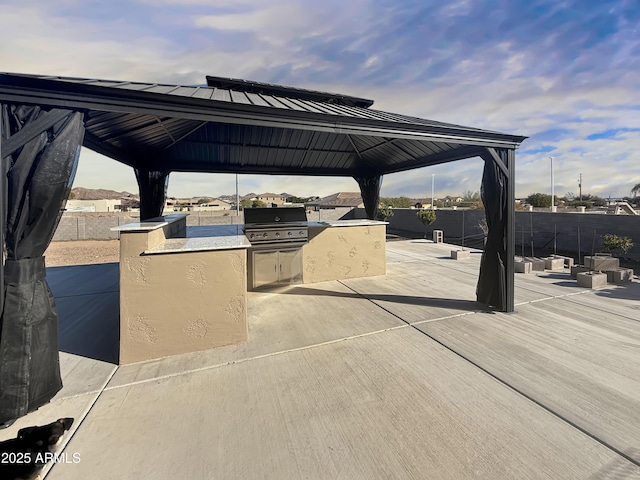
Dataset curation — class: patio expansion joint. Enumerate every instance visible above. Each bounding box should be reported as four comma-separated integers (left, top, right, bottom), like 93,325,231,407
514,285,599,307
102,324,410,392
44,365,119,479
53,289,119,299
410,311,480,326
562,292,640,324
337,279,640,470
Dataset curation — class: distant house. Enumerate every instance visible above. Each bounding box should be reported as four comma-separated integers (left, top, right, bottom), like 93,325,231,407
192,198,231,211
65,199,122,213
411,198,433,209
165,197,231,212
606,202,639,215
165,198,195,212
256,193,287,206
306,192,364,210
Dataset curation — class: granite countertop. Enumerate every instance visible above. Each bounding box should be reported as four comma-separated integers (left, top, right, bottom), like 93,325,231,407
308,219,388,227
144,225,251,254
111,214,188,232
131,220,385,255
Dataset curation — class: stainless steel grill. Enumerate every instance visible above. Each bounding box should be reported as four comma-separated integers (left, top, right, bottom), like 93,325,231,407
243,207,309,247
244,207,309,289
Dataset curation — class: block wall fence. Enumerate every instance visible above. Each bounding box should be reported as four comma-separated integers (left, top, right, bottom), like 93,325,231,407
52,208,640,261
52,208,355,241
350,208,640,262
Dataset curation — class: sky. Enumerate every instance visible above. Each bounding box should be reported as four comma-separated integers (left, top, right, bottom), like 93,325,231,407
1,0,638,200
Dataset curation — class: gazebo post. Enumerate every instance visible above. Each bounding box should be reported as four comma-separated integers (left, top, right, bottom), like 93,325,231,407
135,169,170,220
505,148,516,313
354,174,382,220
477,147,516,313
0,104,5,318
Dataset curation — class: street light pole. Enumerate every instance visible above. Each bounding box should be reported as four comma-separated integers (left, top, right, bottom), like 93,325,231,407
236,173,240,217
550,156,555,212
431,174,435,210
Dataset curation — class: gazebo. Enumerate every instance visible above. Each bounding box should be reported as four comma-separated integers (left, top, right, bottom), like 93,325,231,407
0,72,526,425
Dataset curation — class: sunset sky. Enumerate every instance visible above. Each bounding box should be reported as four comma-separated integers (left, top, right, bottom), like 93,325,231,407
1,0,638,199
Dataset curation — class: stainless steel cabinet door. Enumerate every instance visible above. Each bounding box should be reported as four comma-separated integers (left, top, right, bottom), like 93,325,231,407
253,250,279,288
278,248,303,285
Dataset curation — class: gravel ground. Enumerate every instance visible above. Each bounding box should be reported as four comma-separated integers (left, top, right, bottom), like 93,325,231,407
44,240,120,267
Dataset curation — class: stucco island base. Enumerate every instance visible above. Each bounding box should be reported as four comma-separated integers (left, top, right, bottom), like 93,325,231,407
302,221,386,283
114,216,248,364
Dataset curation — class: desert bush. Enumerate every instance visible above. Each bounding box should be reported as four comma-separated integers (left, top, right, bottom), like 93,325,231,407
377,205,394,221
417,209,436,226
602,234,633,256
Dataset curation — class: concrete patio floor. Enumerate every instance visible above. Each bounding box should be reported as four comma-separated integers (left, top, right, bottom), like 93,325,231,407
2,241,639,479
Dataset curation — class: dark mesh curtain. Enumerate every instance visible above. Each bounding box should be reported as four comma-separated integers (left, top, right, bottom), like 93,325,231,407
354,174,382,220
0,104,84,425
476,155,507,310
135,169,169,220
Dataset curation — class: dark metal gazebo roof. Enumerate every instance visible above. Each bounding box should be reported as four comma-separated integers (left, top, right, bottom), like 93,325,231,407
0,72,526,177
0,70,527,429
0,70,525,314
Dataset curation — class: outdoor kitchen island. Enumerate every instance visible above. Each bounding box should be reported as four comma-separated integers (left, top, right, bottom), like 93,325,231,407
113,214,250,364
113,213,386,364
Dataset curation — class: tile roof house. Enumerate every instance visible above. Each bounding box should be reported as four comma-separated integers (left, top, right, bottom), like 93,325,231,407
256,193,287,206
306,192,365,210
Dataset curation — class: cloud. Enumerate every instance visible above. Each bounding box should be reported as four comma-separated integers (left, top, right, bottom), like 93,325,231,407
1,0,638,199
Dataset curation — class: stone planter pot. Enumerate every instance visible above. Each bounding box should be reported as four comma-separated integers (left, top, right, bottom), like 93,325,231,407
559,256,574,268
606,269,634,284
525,257,546,271
577,271,608,289
451,250,470,260
515,261,532,274
584,255,619,271
544,257,564,271
570,265,591,279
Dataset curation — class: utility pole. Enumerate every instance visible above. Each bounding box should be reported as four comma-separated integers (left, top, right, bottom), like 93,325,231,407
578,173,582,201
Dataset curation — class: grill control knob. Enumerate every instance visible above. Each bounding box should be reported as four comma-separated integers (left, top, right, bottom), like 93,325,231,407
288,231,293,237
250,233,255,239
262,233,268,238
299,231,304,236
275,232,281,238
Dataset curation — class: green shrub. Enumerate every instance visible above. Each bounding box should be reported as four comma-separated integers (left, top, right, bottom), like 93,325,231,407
417,209,437,226
377,205,394,221
571,201,592,209
526,193,553,208
379,196,412,208
602,234,633,256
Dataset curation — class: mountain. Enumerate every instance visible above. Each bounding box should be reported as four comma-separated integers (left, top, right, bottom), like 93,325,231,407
71,187,138,200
